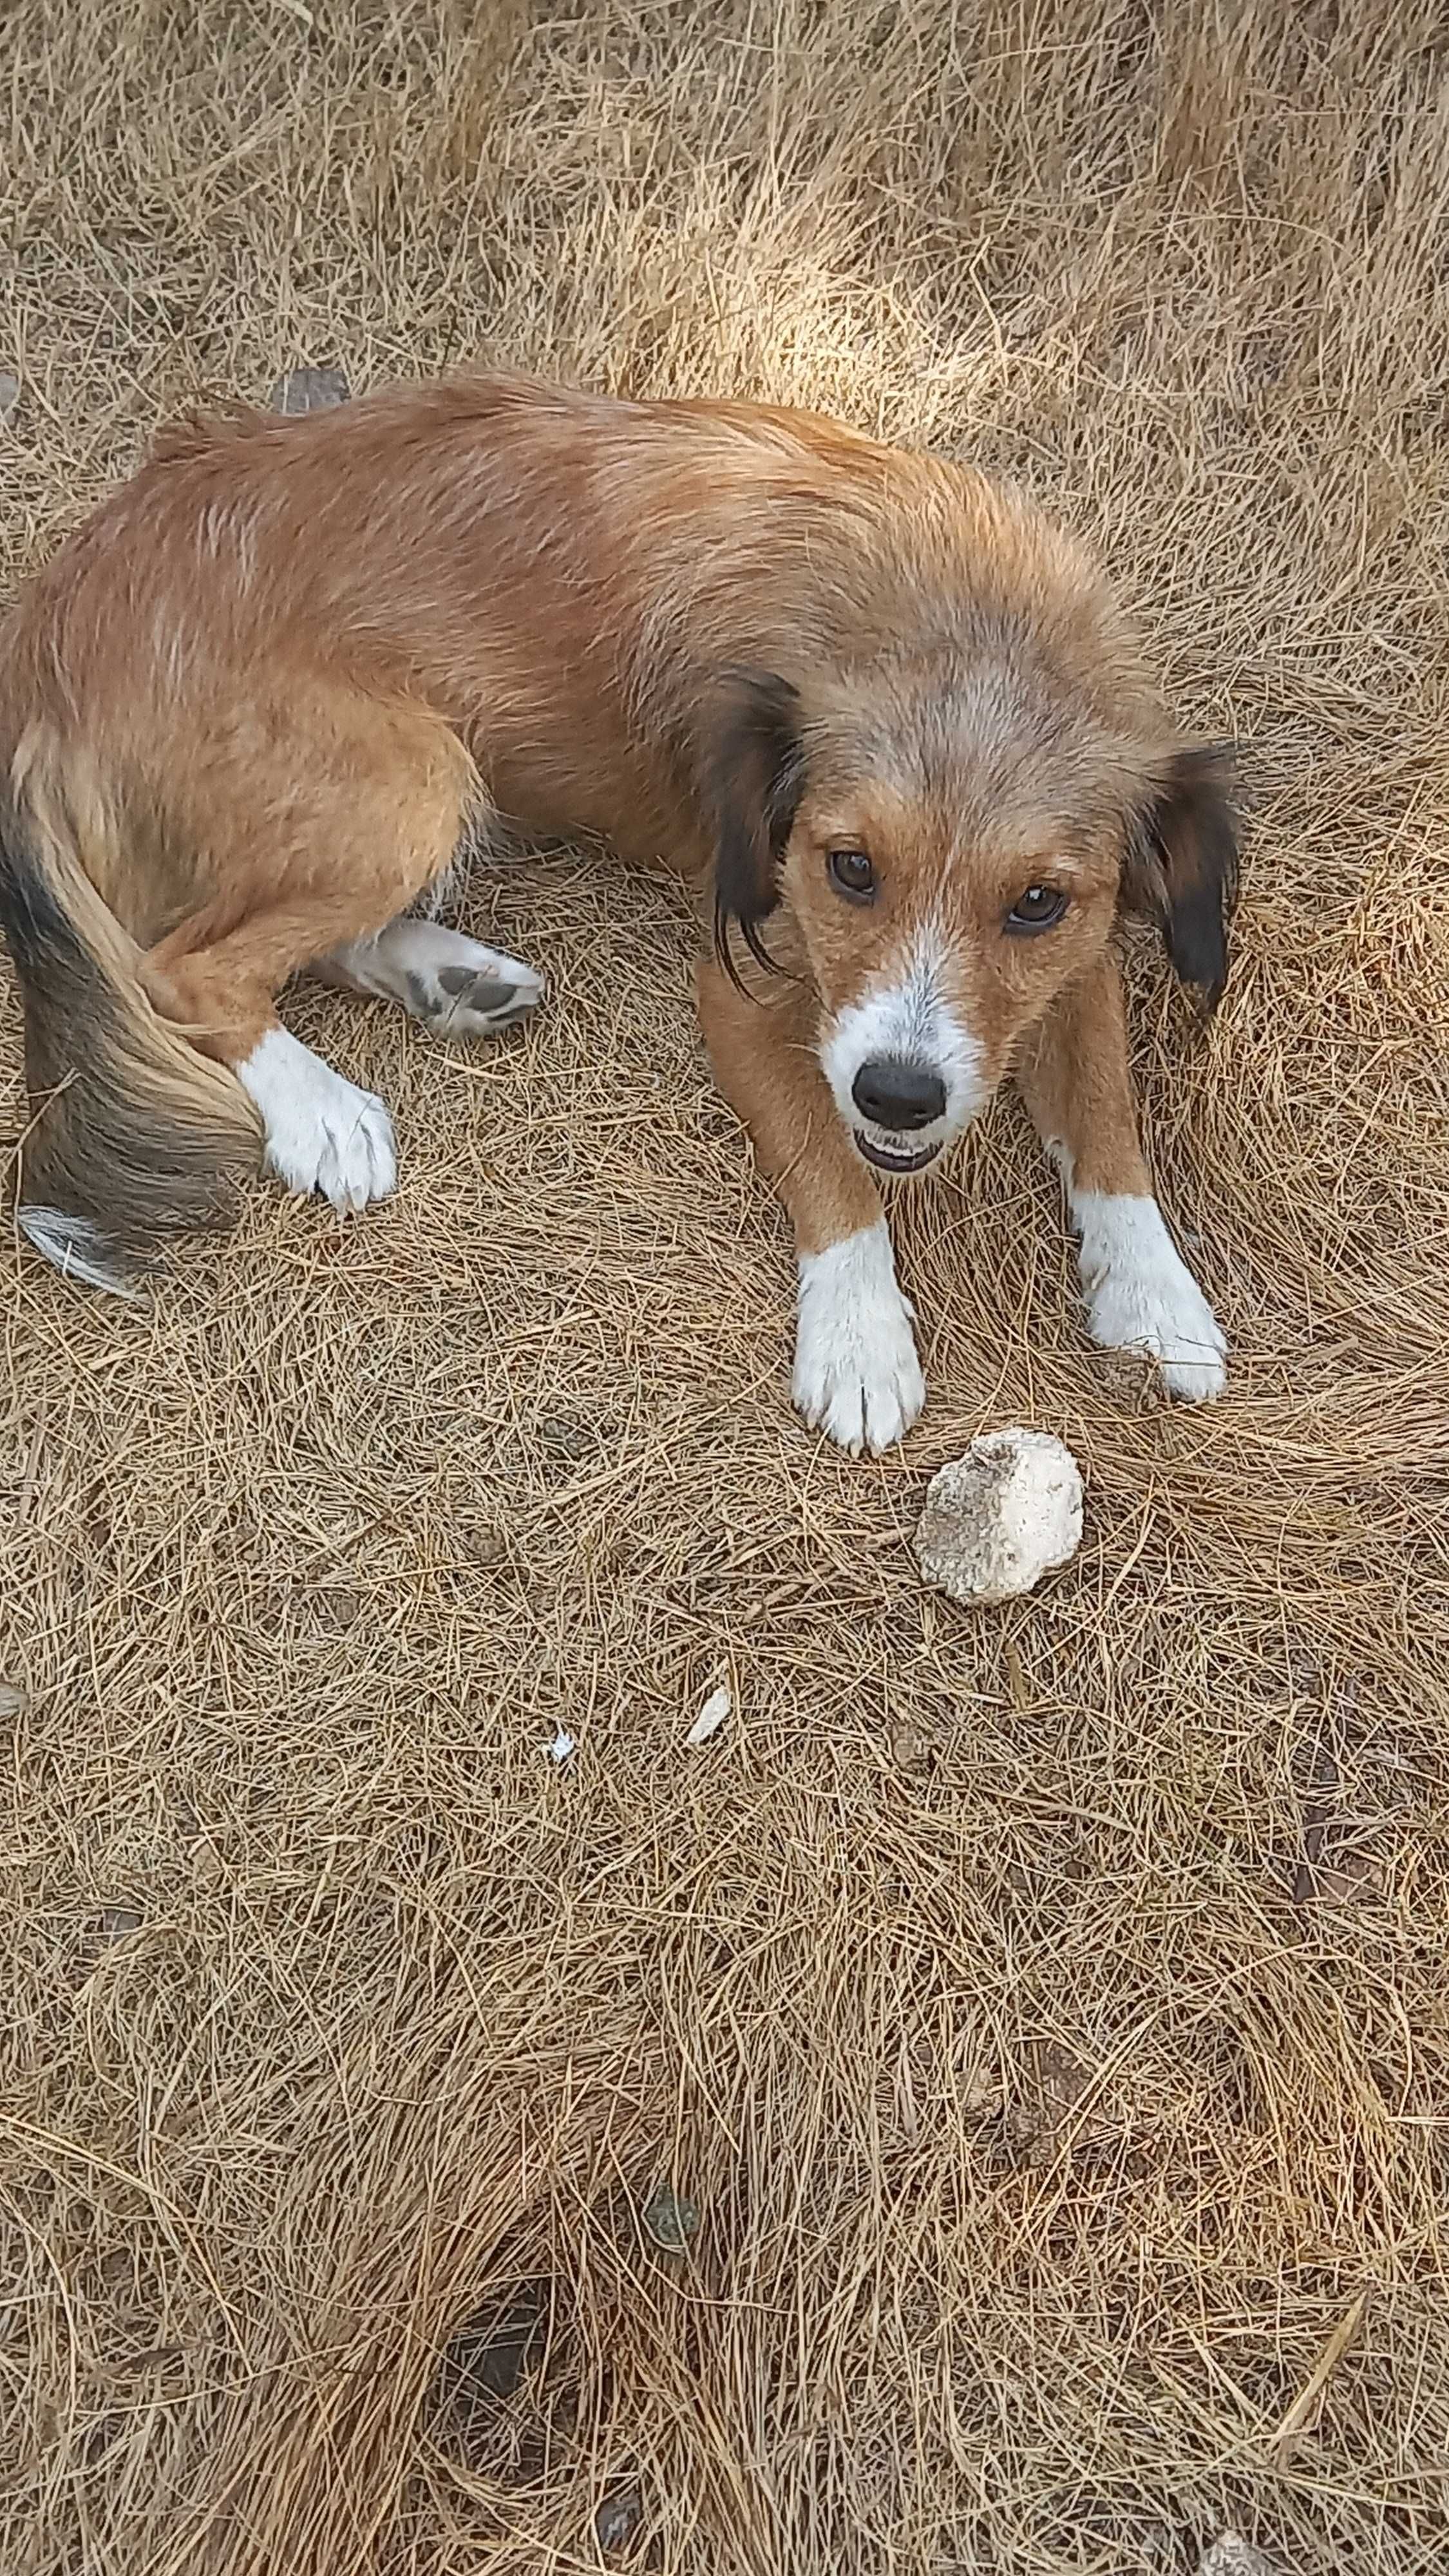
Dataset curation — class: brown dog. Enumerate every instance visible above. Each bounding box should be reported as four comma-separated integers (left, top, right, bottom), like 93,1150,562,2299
0,373,1235,1450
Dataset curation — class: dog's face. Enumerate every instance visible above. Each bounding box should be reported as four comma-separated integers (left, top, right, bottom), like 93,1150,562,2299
707,651,1236,1178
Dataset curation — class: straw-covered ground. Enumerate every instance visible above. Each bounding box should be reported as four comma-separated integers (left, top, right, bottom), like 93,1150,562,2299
2,5,1446,2570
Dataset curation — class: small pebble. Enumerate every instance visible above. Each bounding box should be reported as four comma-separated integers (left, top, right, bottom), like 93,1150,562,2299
1199,2537,1280,2576
594,2487,643,2557
641,2184,698,2253
539,1415,593,1461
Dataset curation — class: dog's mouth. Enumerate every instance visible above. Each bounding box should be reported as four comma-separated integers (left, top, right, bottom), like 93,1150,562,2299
853,1131,943,1175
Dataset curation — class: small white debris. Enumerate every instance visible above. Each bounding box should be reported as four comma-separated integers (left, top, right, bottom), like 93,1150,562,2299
913,1428,1083,1607
685,1685,732,1747
0,370,19,425
270,363,350,415
547,1728,576,1765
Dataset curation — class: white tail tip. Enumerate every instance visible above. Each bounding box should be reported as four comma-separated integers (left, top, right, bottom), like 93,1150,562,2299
17,1207,139,1298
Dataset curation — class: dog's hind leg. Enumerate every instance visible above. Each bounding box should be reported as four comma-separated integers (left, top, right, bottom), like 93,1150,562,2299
314,917,545,1043
140,692,478,1215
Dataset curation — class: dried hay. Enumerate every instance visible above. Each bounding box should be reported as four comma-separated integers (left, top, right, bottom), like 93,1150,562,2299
2,3,1447,2569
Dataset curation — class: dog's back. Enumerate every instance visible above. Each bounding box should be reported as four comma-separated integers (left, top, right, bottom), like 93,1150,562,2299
3,374,1135,896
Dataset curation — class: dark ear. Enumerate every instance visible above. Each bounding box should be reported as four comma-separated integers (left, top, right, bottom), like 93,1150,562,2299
704,670,806,983
1124,743,1239,1009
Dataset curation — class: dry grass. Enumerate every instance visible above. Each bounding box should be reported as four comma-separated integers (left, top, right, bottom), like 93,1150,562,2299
3,4,1448,2570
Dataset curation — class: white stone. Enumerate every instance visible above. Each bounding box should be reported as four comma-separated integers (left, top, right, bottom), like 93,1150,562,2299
913,1428,1083,1606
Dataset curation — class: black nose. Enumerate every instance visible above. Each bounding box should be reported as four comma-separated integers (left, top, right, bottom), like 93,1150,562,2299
851,1057,947,1131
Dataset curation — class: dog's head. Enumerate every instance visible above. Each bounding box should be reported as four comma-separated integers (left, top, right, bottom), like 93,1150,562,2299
703,493,1236,1177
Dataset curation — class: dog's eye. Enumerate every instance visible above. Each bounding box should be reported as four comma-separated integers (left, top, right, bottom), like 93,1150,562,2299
828,849,876,902
1006,884,1068,933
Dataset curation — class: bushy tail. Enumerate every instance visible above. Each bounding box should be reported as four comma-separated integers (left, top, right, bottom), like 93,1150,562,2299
1,738,262,1293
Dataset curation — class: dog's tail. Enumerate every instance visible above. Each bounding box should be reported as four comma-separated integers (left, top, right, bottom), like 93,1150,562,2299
1,734,263,1294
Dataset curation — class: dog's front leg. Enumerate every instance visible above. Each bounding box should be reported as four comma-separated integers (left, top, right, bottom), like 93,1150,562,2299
1016,952,1226,1401
697,956,925,1454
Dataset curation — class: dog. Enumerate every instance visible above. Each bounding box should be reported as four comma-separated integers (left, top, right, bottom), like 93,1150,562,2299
0,372,1235,1451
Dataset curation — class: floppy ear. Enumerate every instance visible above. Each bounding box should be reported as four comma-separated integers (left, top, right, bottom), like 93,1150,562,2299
1124,743,1239,1009
703,670,806,983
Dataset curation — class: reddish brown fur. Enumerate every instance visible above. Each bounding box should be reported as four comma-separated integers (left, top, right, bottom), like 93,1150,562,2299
0,371,1233,1298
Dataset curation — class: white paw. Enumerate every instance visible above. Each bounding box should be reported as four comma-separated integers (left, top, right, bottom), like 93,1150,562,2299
1073,1189,1227,1401
793,1222,926,1455
330,921,545,1041
236,1027,397,1217
408,938,545,1042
